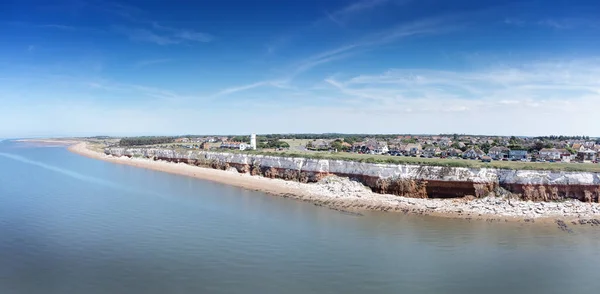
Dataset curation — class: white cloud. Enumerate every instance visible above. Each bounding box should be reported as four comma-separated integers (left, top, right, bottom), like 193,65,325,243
315,59,600,135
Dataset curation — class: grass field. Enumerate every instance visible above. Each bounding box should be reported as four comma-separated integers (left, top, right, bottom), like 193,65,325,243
280,139,312,151
203,148,600,172
124,140,600,172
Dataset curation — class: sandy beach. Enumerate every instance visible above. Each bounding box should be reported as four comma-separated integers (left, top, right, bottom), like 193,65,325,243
62,142,600,225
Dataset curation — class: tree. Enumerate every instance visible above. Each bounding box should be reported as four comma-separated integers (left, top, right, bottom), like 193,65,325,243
480,142,491,154
231,136,250,143
120,136,175,146
331,141,343,151
259,139,289,149
344,137,357,144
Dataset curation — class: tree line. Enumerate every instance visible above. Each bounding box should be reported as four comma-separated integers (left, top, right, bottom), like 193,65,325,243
259,139,290,149
119,136,175,146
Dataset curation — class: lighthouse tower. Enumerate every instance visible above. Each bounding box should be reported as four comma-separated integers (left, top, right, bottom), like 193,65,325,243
250,133,257,150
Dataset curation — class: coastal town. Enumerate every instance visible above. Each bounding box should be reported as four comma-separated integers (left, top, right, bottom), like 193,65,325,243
121,134,600,164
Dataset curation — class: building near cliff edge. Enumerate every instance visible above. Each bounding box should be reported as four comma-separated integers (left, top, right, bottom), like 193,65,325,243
250,133,257,150
220,142,249,150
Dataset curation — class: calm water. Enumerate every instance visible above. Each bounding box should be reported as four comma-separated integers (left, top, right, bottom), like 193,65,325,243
1,141,600,294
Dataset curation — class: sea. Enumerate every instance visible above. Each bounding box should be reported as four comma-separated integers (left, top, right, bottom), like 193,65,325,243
1,140,600,294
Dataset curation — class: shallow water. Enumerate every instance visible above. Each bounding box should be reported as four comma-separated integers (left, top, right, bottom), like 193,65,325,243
1,141,599,294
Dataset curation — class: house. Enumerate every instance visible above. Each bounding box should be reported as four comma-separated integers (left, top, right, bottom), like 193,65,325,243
422,147,441,158
576,149,597,162
447,148,463,158
572,143,585,152
561,151,573,163
463,148,485,159
220,142,248,150
199,142,210,150
174,137,190,143
363,140,389,154
488,146,510,160
309,139,332,150
438,137,451,147
539,148,563,160
374,142,389,154
509,150,528,160
404,143,422,156
387,143,403,152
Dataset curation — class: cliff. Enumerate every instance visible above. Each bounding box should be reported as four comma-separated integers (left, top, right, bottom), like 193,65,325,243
105,147,600,202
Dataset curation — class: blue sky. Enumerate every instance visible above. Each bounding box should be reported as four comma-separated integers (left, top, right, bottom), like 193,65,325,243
1,0,599,137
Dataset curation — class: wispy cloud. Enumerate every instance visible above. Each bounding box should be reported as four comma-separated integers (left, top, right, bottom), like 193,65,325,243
218,15,453,98
291,16,453,76
133,58,173,68
83,1,213,45
114,23,212,45
152,22,213,42
504,18,599,29
211,80,290,98
324,59,600,114
503,18,525,26
324,0,392,27
335,0,390,15
114,27,177,45
329,0,391,21
38,24,78,30
27,45,35,53
88,1,146,21
267,0,397,54
87,80,191,102
5,21,104,33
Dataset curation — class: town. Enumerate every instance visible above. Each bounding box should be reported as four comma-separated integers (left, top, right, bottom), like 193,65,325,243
115,134,600,164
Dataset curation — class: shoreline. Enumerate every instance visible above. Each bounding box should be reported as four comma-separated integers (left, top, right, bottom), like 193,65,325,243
15,138,80,145
62,141,600,225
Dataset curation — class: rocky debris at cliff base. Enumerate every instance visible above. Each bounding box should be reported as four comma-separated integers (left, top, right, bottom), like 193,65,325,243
316,176,372,196
90,149,600,222
298,175,600,220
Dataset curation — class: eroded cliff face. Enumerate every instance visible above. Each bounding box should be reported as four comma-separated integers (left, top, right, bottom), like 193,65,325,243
105,147,600,202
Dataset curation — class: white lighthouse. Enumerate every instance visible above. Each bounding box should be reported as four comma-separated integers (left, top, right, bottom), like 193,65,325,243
250,133,257,150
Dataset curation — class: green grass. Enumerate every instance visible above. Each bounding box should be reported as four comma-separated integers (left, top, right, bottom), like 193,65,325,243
161,145,600,172
280,139,312,149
